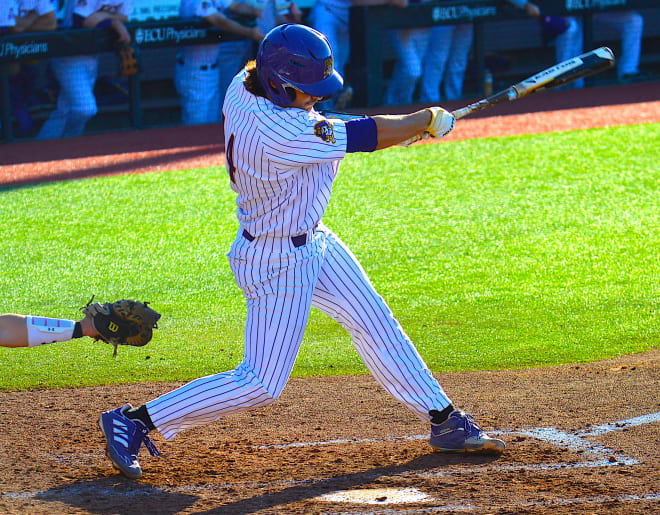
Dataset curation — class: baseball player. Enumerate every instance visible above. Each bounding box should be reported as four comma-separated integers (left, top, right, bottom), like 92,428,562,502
37,0,132,140
309,0,406,111
176,0,262,126
218,0,303,116
216,0,269,119
419,21,474,103
99,24,505,480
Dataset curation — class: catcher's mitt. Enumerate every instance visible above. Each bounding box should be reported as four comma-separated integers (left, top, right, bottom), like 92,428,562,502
117,44,138,76
82,297,160,357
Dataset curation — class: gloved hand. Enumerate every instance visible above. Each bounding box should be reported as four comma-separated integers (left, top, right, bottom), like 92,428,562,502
82,297,161,357
425,106,456,138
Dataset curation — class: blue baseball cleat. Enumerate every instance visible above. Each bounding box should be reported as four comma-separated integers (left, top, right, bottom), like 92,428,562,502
430,410,505,453
99,404,160,479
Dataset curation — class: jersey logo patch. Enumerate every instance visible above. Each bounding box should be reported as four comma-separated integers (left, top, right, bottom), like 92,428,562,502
314,120,336,144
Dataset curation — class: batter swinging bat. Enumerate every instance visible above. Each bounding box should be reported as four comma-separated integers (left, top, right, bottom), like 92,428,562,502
321,47,614,145
452,46,615,120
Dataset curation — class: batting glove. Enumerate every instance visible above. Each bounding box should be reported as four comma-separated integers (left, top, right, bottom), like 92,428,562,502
425,106,455,138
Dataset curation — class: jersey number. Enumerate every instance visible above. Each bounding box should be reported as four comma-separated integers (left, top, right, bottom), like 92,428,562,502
226,133,236,184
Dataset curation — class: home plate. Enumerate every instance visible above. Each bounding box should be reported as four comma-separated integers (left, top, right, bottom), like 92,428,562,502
317,487,433,504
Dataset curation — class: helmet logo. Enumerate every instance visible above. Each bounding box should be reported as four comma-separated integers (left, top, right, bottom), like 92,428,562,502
323,57,333,79
314,120,336,144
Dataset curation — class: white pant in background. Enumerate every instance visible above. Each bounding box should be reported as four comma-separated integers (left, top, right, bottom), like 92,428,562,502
175,59,221,126
38,56,98,139
384,28,432,105
556,11,643,84
420,23,474,102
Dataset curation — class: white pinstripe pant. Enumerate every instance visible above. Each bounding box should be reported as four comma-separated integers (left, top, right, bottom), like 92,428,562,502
37,56,98,139
419,23,474,103
384,28,432,106
148,225,452,440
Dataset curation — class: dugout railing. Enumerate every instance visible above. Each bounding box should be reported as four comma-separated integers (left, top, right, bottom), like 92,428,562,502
1,0,658,142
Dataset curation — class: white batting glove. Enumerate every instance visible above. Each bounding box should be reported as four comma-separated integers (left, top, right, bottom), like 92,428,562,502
425,106,455,138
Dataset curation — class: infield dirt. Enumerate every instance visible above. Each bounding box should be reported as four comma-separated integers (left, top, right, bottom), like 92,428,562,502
0,351,658,514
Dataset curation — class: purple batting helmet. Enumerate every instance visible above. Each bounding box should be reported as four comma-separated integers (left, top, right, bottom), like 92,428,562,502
256,24,343,107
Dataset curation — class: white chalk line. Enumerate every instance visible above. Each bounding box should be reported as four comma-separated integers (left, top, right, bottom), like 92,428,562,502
333,493,660,514
259,410,660,450
3,411,657,508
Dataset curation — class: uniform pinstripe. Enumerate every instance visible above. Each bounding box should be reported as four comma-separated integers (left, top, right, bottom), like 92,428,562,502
147,69,452,440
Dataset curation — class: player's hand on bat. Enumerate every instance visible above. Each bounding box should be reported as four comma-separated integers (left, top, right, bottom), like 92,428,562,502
425,106,455,138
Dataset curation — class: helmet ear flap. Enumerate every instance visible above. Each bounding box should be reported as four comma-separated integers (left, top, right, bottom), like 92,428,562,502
268,79,296,104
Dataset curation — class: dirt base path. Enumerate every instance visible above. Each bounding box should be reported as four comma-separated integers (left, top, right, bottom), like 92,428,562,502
0,351,657,514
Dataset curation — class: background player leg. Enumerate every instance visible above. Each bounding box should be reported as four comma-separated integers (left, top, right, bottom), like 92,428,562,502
442,23,474,101
218,40,254,119
384,28,430,106
175,62,221,125
38,56,98,139
596,11,643,79
554,17,584,89
419,25,453,103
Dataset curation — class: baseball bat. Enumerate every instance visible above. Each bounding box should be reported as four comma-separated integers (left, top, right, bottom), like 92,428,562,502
321,47,614,145
452,46,615,120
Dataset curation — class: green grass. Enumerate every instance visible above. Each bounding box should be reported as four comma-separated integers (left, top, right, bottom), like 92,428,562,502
1,123,658,390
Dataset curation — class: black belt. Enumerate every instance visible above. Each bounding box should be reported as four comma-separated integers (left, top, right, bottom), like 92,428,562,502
242,228,314,248
177,58,218,70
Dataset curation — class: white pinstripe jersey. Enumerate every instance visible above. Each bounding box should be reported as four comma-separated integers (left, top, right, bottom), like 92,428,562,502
0,1,18,27
223,68,349,238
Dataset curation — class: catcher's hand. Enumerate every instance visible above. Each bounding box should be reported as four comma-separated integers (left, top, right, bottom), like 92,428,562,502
82,297,161,357
117,44,138,76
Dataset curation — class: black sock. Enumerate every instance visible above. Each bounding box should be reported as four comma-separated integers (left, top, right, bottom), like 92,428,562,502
429,404,455,425
124,404,156,431
72,322,83,339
